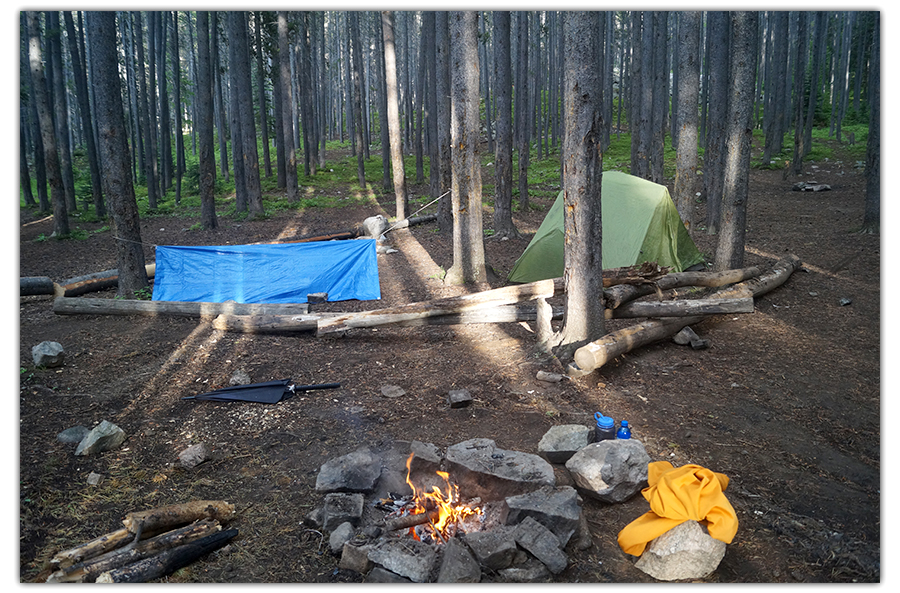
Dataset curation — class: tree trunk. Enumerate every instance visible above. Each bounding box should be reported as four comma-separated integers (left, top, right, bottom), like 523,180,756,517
47,11,77,213
714,11,758,272
63,11,105,218
279,11,300,203
196,11,218,230
550,10,605,359
673,10,701,231
515,11,530,211
254,12,272,178
26,11,69,237
229,11,265,218
173,11,186,205
704,11,730,235
762,11,788,164
436,11,454,232
444,11,487,286
492,11,518,240
349,11,366,188
382,11,409,220
133,12,159,210
861,11,879,234
650,11,668,184
211,12,230,184
85,10,149,297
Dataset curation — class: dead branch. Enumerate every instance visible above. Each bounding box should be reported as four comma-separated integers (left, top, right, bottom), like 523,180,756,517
572,255,802,374
604,265,763,309
94,529,238,583
382,510,441,532
122,500,235,535
47,520,222,583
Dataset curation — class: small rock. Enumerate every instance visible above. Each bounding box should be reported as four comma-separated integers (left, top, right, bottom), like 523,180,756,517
365,567,412,583
307,292,329,304
437,536,481,583
537,425,591,464
690,338,711,350
178,443,211,468
339,542,373,574
57,426,90,445
839,297,852,306
321,492,365,531
381,385,406,398
315,446,382,493
536,371,563,383
673,327,700,346
512,516,569,575
367,537,437,583
32,341,65,368
87,472,103,486
565,439,651,503
448,389,473,408
329,522,356,556
229,369,252,386
75,420,126,456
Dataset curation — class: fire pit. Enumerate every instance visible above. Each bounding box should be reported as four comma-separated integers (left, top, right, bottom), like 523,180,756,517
308,438,590,583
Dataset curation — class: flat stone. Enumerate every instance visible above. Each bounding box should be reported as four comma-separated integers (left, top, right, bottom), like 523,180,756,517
75,420,126,456
498,558,551,583
505,485,581,547
463,525,518,570
448,389,473,408
512,516,569,575
367,537,437,583
315,446,382,493
321,492,365,532
537,425,591,463
445,438,555,501
381,384,406,398
565,439,650,503
32,341,65,367
437,536,481,582
634,520,727,581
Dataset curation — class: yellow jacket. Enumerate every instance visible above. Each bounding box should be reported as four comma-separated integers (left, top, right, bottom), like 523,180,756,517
617,461,739,557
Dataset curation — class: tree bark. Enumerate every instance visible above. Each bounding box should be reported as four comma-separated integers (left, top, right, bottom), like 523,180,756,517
229,11,265,218
492,11,518,239
861,11,879,234
382,11,409,219
515,11,530,211
703,11,729,235
435,11,453,232
279,11,299,203
349,11,366,188
714,11,758,271
196,11,218,230
550,10,604,357
444,11,487,286
673,11,701,231
26,11,69,237
85,10,149,297
254,12,272,178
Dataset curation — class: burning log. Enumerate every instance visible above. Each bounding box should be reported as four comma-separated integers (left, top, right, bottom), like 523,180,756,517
94,528,238,583
572,255,802,374
382,509,442,532
47,520,222,583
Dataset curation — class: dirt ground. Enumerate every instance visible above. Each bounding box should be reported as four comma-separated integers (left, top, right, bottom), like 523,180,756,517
18,143,880,583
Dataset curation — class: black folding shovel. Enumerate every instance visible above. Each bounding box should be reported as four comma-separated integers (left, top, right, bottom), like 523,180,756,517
182,379,340,404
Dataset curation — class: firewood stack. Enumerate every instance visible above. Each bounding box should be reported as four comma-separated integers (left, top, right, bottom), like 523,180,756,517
45,500,237,583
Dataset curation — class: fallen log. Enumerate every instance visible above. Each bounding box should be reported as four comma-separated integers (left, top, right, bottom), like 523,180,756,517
53,297,309,318
47,520,222,583
20,276,61,296
606,296,754,319
51,528,135,569
572,255,802,374
211,304,566,334
122,500,236,535
95,528,238,583
604,265,763,309
61,264,156,297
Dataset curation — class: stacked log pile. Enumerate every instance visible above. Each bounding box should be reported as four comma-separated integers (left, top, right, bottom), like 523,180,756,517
45,500,237,583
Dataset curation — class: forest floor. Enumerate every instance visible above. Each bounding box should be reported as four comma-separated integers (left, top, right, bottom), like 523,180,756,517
18,141,881,583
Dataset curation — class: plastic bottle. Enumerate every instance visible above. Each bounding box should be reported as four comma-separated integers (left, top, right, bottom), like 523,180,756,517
594,412,616,442
617,420,632,440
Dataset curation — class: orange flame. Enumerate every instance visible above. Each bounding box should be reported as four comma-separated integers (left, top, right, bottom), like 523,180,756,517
404,453,481,541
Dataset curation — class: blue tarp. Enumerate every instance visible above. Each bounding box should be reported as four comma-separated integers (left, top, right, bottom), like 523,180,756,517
152,240,381,304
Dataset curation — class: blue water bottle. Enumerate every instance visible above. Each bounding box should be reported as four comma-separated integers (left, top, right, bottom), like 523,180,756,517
594,413,616,442
617,420,632,439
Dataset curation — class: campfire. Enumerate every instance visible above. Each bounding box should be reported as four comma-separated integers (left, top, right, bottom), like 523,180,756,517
380,454,484,544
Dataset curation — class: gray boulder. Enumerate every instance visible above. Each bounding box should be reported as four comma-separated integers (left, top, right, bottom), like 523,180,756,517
565,439,650,503
57,426,90,445
634,520,727,581
505,485,582,547
445,438,555,501
315,446,382,493
75,420,126,456
32,341,65,367
537,425,591,463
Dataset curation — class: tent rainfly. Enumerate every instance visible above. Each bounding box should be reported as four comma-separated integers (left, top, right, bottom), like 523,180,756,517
507,171,705,284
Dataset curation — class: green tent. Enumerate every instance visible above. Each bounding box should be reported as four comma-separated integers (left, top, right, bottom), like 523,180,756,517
507,171,704,283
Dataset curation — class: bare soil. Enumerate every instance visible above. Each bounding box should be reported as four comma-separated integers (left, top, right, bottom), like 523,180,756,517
19,144,880,583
